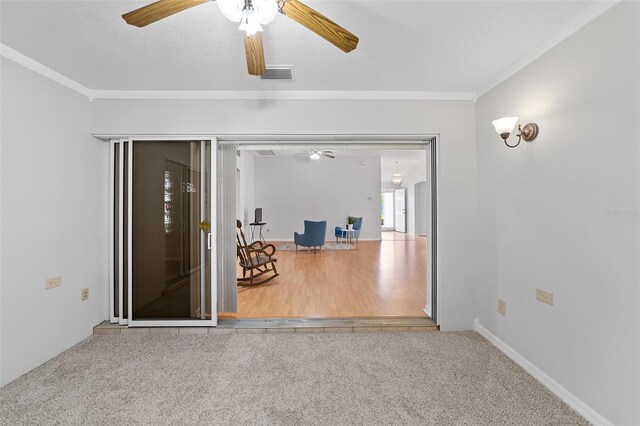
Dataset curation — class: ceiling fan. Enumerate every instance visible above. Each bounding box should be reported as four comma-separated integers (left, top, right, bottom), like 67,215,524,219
122,0,359,76
296,149,335,160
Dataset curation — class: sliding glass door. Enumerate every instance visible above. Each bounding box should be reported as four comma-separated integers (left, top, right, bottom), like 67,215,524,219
110,138,216,327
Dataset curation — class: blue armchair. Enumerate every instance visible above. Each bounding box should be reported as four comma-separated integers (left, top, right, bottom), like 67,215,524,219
294,220,327,253
335,216,363,244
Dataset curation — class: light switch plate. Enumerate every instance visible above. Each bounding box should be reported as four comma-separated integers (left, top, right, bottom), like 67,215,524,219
497,299,506,316
45,276,62,289
536,289,554,305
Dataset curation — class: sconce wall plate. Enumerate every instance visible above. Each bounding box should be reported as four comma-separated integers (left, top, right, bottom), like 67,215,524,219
520,123,539,142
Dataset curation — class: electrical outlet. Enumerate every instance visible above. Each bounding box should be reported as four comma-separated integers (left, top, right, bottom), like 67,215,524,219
497,299,506,316
81,288,89,301
536,289,553,305
45,276,62,289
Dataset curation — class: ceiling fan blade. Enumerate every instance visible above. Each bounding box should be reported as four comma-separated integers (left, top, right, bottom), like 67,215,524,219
244,32,266,76
322,153,336,159
123,0,209,27
278,0,359,53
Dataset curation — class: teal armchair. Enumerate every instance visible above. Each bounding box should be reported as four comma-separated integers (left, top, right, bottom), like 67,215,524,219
294,220,327,253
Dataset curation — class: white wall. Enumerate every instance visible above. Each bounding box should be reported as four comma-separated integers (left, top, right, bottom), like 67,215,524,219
91,98,479,331
474,3,640,424
414,181,428,235
253,156,381,241
0,58,109,386
236,150,255,236
381,181,398,191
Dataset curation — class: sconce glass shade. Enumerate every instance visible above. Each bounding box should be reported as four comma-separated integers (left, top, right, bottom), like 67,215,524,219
492,117,519,137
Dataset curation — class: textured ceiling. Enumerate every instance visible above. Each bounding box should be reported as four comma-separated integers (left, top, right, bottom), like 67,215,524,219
0,0,611,91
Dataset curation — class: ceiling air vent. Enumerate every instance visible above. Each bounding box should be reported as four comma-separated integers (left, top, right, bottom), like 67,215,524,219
256,150,276,156
260,66,294,80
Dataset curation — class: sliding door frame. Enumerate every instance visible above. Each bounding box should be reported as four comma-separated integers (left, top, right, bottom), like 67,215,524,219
106,136,217,327
428,139,439,322
108,138,128,325
108,139,117,323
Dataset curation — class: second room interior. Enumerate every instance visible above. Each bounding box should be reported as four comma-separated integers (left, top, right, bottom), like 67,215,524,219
231,146,431,319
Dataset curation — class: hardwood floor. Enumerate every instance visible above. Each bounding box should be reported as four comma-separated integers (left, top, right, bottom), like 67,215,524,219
236,232,427,318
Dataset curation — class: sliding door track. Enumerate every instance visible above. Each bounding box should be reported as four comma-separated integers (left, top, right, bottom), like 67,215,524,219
218,316,438,332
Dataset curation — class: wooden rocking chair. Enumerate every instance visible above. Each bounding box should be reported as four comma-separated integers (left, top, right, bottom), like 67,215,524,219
236,220,279,286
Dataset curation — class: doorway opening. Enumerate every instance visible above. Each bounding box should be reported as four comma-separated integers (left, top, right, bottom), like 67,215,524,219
106,135,438,328
394,188,406,233
380,190,395,231
217,137,438,323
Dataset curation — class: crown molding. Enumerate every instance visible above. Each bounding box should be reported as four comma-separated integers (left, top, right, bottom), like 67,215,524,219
0,43,474,101
0,44,473,102
475,0,620,99
0,43,92,99
90,90,474,101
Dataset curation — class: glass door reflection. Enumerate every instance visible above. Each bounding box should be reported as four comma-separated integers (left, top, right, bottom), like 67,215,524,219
131,141,212,321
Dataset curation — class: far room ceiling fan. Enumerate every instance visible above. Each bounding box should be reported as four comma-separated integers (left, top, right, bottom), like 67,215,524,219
122,0,359,76
296,149,335,160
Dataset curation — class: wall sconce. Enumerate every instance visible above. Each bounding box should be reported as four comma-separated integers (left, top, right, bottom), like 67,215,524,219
491,117,539,148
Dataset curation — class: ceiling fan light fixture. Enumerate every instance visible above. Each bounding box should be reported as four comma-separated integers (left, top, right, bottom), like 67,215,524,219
309,150,321,160
217,0,244,22
239,7,263,36
254,0,278,24
123,0,359,77
220,0,276,35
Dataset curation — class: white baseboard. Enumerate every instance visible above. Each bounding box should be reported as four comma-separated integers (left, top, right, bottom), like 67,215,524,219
473,319,612,426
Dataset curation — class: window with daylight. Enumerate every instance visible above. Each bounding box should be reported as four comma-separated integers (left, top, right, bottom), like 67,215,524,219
164,170,174,235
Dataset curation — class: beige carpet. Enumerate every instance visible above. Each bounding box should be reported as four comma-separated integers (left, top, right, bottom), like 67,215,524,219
0,331,586,425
